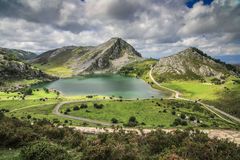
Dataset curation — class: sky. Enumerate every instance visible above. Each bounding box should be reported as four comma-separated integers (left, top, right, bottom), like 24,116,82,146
0,0,239,58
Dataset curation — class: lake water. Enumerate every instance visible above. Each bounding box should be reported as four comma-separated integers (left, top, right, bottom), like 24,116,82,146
38,74,166,98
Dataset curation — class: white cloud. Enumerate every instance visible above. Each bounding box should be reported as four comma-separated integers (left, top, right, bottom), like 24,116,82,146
0,0,239,57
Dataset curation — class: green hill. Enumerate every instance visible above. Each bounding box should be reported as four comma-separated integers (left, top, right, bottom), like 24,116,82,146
0,47,37,61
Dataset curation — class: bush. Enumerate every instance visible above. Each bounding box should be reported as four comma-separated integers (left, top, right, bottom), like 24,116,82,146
180,113,186,119
94,103,104,109
24,88,33,96
20,141,71,160
73,105,80,111
111,118,118,124
172,111,176,115
127,116,138,127
43,87,49,93
80,104,88,109
189,116,196,121
66,108,71,112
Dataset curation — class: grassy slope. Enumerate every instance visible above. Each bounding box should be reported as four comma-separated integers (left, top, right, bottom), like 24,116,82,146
119,58,240,119
60,99,234,129
34,63,73,78
161,76,240,118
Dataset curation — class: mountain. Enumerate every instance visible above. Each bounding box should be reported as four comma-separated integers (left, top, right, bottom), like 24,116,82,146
0,50,56,90
0,47,37,60
32,38,142,77
152,47,239,82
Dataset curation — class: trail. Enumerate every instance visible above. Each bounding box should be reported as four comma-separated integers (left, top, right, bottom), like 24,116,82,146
53,100,113,126
149,67,240,124
71,126,240,144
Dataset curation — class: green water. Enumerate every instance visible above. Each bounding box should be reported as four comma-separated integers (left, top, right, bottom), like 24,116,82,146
39,74,166,98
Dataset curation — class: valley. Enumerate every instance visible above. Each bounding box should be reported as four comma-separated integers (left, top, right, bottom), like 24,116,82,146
1,38,240,160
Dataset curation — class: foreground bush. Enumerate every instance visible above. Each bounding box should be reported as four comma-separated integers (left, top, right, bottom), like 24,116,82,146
1,114,240,160
20,141,71,160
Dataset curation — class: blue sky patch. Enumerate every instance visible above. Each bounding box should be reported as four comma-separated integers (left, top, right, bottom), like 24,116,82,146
185,0,214,8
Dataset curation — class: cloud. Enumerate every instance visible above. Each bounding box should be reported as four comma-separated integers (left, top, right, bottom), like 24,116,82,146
0,0,239,58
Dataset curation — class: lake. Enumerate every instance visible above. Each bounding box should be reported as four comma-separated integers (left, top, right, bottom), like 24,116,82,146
38,74,166,98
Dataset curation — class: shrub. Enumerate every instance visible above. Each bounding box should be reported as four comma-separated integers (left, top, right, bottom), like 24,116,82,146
73,106,80,111
180,113,186,119
172,111,176,115
94,103,104,109
111,118,118,124
20,141,70,160
66,108,71,112
27,115,31,119
80,104,88,109
189,116,196,121
127,116,138,127
24,88,33,96
173,118,182,126
43,87,49,93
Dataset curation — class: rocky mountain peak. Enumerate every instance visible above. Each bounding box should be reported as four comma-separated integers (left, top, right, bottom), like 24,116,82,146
152,48,234,81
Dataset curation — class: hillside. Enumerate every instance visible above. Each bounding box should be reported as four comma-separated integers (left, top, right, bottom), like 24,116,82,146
0,50,56,90
152,47,239,82
0,47,37,61
33,38,142,77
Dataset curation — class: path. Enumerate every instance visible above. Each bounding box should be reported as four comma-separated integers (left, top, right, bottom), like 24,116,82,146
53,100,113,126
149,67,240,124
70,126,240,144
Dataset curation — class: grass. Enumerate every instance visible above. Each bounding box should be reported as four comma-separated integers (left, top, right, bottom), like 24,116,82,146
60,99,235,129
34,64,73,78
159,76,239,100
0,149,20,160
0,88,59,100
0,89,112,127
162,81,222,100
119,59,158,80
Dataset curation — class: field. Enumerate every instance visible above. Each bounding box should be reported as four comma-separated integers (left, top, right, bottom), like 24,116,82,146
160,77,240,118
60,99,235,129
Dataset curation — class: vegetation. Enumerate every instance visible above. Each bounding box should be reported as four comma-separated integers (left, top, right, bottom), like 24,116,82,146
0,114,240,160
60,99,236,128
119,59,158,79
161,76,240,118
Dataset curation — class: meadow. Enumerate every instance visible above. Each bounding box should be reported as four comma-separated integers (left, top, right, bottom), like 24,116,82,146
60,99,235,129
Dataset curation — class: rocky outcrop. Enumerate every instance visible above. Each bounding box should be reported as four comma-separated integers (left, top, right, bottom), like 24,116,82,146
152,47,234,81
0,52,56,82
